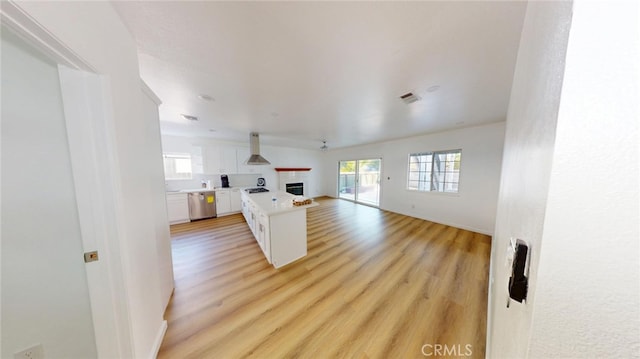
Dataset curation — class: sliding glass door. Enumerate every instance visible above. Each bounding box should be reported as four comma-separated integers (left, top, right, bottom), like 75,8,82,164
338,158,381,207
338,160,357,201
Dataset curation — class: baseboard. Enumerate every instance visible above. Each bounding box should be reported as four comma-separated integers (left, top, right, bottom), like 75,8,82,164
149,320,168,359
391,208,494,236
321,196,494,236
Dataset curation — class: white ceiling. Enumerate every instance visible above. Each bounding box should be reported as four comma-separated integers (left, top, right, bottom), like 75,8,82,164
112,1,527,150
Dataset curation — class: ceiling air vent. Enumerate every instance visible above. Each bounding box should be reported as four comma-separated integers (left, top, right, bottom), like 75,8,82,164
181,114,198,121
399,92,421,104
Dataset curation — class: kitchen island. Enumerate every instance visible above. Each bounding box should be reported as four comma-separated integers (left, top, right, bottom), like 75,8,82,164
240,190,318,268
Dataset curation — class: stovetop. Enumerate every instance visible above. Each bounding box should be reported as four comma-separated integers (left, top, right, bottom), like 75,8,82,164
245,187,269,194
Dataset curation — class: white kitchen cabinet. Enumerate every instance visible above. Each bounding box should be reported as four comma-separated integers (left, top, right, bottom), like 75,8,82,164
249,202,258,236
230,188,242,212
215,189,232,215
217,188,241,216
166,192,189,224
220,147,238,174
203,145,238,174
241,195,250,222
240,190,318,268
258,212,271,260
190,146,204,174
202,145,221,175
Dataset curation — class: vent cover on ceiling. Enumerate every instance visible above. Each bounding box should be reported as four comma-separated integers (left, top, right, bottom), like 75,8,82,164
399,92,421,104
181,114,198,121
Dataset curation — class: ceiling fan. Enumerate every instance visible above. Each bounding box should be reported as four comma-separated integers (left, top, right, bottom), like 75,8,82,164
320,140,328,152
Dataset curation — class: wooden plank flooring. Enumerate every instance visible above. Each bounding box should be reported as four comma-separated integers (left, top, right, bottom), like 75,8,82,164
158,197,491,359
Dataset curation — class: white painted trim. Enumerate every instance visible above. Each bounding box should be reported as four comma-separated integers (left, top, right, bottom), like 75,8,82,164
149,320,168,359
485,242,496,359
141,79,162,106
0,1,94,72
390,208,493,236
58,66,134,359
328,195,494,236
1,3,135,358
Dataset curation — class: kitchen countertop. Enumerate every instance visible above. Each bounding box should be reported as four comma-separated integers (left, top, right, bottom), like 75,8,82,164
178,188,216,193
244,190,318,216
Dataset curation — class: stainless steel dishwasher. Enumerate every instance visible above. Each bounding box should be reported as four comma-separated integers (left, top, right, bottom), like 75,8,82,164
188,191,216,220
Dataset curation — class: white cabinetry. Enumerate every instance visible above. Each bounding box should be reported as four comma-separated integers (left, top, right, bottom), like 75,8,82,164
230,188,242,212
203,145,238,174
166,192,189,224
190,146,204,174
216,188,242,216
241,195,250,222
215,189,231,215
257,212,271,259
240,190,317,268
221,147,238,174
203,146,221,174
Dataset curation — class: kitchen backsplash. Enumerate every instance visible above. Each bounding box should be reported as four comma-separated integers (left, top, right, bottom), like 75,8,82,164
165,173,263,191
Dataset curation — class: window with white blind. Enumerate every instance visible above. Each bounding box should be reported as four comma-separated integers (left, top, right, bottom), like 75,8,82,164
163,152,192,180
407,150,461,193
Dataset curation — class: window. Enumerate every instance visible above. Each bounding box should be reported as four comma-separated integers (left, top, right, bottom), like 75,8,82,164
408,149,461,193
163,152,192,180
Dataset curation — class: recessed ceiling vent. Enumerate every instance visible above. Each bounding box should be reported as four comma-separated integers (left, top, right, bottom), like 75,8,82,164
181,114,198,121
399,92,421,104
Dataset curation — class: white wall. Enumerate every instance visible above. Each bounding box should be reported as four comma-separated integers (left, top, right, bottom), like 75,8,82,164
141,84,174,313
321,122,505,235
487,1,573,357
1,29,97,359
161,135,325,198
528,1,639,357
13,2,168,357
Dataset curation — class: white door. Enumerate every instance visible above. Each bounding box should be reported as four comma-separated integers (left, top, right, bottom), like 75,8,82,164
1,28,98,358
2,17,135,357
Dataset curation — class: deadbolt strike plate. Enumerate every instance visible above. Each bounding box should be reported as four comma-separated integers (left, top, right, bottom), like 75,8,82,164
84,251,99,263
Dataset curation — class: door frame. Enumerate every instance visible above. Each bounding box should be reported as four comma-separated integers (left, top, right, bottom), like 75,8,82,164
1,2,133,358
337,158,383,208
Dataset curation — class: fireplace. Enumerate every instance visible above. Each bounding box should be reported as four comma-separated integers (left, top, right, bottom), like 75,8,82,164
277,168,311,197
286,182,304,196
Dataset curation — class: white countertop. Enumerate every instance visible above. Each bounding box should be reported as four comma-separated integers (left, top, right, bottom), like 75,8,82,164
176,188,216,193
245,190,318,215
166,188,233,194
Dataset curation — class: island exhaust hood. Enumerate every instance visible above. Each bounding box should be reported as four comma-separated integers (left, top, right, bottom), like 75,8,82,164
245,132,271,165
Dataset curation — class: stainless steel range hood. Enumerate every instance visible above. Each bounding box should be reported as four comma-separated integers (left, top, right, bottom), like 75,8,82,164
245,132,271,165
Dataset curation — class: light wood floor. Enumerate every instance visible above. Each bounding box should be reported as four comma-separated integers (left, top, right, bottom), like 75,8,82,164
159,197,491,359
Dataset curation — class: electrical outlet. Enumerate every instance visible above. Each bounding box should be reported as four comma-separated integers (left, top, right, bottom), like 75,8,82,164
14,344,44,359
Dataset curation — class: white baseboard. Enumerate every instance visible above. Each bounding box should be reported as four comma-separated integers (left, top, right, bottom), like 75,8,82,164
323,196,494,236
149,320,168,359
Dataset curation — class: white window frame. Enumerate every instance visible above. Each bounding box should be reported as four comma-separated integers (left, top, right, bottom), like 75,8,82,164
407,149,461,193
163,152,193,180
